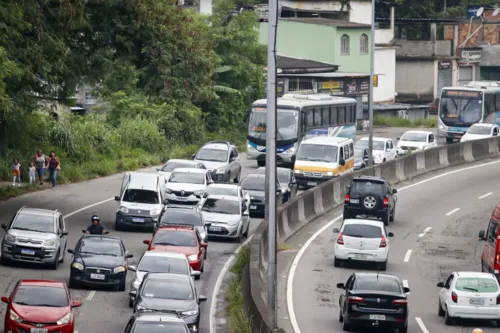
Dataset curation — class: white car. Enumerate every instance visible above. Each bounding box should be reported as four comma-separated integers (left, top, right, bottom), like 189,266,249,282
157,159,206,181
437,271,500,325
355,137,397,164
460,123,500,143
396,130,438,155
199,183,250,208
165,168,213,203
332,219,394,270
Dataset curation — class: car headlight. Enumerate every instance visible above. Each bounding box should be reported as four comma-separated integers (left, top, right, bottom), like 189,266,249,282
325,172,334,176
187,254,198,261
193,190,203,196
228,220,239,227
182,309,199,316
56,312,72,325
150,208,161,216
294,169,302,174
284,146,295,154
4,234,16,242
72,262,84,270
119,206,129,213
439,124,448,130
43,239,56,246
9,309,22,323
114,266,126,273
216,168,225,174
166,188,173,194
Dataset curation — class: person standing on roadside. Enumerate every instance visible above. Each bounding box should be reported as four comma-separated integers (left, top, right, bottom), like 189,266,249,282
11,158,21,187
33,149,48,186
47,151,61,190
29,162,36,185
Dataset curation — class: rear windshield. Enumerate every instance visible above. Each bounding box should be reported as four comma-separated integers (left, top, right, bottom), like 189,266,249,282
355,277,401,293
123,189,159,204
350,180,384,195
343,224,382,238
205,186,238,197
161,162,196,172
132,322,188,333
201,198,240,215
153,230,197,247
160,211,202,226
240,177,265,191
138,256,189,274
455,277,499,293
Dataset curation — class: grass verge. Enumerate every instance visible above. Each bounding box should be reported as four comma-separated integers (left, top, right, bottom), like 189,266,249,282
225,245,252,333
374,115,437,128
278,243,294,251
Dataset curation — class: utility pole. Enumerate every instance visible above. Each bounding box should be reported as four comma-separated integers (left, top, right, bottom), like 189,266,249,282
367,0,376,166
265,0,278,327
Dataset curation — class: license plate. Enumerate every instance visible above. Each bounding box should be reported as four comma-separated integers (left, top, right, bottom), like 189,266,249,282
21,249,35,255
250,205,257,209
30,329,48,333
210,227,221,232
132,218,145,223
90,273,105,280
355,254,368,259
350,199,359,204
369,314,386,321
470,298,484,305
307,182,317,186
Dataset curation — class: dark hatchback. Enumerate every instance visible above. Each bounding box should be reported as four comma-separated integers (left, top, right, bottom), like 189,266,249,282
68,235,133,290
255,167,298,203
130,273,206,333
239,174,283,216
124,310,190,333
343,176,397,225
337,272,410,333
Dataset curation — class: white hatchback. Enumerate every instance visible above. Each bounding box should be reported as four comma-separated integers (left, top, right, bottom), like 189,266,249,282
437,271,500,326
332,219,393,270
460,123,500,143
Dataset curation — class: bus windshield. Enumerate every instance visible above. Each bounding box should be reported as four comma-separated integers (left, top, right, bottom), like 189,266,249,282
440,90,483,126
248,109,299,142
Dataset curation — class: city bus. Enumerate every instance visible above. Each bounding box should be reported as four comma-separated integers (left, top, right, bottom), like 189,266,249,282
246,93,358,167
438,81,500,143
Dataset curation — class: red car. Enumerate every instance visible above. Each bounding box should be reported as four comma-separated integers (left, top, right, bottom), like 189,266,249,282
143,225,207,274
1,279,82,333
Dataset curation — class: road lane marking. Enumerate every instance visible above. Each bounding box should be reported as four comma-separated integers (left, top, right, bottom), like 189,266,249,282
210,236,253,333
415,317,430,333
404,250,412,262
86,290,96,300
445,208,460,216
479,192,493,199
287,158,500,333
402,279,410,294
65,197,114,218
418,227,432,237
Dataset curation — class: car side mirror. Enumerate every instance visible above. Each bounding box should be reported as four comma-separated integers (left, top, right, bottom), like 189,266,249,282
203,192,209,198
127,265,137,271
129,291,137,297
200,242,208,247
125,253,134,259
332,228,340,233
191,154,196,160
62,231,69,236
143,240,150,245
199,295,207,302
291,155,296,163
339,158,346,166
403,287,410,293
68,249,74,254
1,296,9,304
392,189,398,194
388,232,394,237
71,300,82,308
243,210,249,216
479,230,486,240
336,283,345,289
1,224,7,230
396,137,400,140
114,196,120,201
437,282,445,288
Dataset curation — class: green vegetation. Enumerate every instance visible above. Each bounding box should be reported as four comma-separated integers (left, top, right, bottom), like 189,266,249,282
226,245,252,333
0,0,265,197
278,242,294,251
374,115,437,128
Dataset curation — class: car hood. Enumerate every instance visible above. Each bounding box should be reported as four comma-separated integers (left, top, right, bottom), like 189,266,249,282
294,160,337,172
7,229,57,241
201,212,240,224
166,183,205,192
461,133,489,141
243,189,265,199
77,254,125,268
11,304,70,323
138,297,196,312
120,202,161,210
149,245,197,256
397,140,426,149
194,160,226,170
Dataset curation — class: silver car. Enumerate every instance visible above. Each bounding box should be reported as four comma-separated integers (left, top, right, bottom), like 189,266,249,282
1,207,68,269
198,183,250,208
126,251,200,307
192,141,242,183
201,195,250,242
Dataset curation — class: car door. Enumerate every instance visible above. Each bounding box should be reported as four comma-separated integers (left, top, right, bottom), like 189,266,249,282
241,200,250,231
241,187,250,207
120,173,131,198
439,273,455,307
58,215,67,255
289,171,298,197
340,274,356,313
230,147,240,177
388,140,397,160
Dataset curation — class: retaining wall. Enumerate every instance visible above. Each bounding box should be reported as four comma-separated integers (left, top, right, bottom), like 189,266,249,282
244,137,500,333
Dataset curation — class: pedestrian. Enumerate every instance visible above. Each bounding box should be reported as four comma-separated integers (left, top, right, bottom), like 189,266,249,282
11,158,21,187
29,162,36,185
32,149,48,185
47,151,61,190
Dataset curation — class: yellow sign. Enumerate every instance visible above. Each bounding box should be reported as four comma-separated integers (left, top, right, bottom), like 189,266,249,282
373,75,378,87
321,81,341,90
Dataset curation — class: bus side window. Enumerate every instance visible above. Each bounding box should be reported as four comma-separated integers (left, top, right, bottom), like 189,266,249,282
346,105,352,123
301,111,307,134
338,106,345,125
322,107,330,125
485,94,495,120
314,108,322,126
331,106,338,125
306,108,314,127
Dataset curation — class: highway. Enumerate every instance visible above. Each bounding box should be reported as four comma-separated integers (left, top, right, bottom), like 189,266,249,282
286,159,500,333
0,126,437,333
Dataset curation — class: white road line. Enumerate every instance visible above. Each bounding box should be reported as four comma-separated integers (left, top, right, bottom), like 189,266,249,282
65,197,114,218
209,236,253,333
86,290,96,300
479,192,493,199
445,208,460,216
404,250,412,262
418,227,432,238
402,279,410,294
415,317,430,333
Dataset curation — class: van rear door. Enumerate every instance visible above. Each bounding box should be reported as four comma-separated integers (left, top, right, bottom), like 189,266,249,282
482,219,500,275
120,173,131,198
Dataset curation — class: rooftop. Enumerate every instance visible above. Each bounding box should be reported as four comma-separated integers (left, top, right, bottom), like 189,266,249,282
277,55,338,74
282,17,371,28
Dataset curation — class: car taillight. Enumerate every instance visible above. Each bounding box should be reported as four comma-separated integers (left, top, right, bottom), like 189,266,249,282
497,294,500,305
393,299,408,306
383,197,389,206
451,292,458,303
345,194,350,203
337,232,344,245
379,236,387,248
348,296,364,303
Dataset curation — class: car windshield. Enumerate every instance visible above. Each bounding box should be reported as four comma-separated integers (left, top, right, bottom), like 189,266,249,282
122,189,159,204
400,133,427,142
160,211,202,226
343,224,382,238
132,322,188,333
138,256,188,274
161,162,196,172
14,285,69,307
78,238,123,256
255,168,290,184
356,140,385,151
169,172,204,185
350,180,385,195
248,109,299,142
455,277,499,293
11,213,54,233
202,198,240,215
143,278,194,300
195,148,227,162
153,230,198,247
355,277,401,293
205,186,238,197
240,177,265,191
354,148,367,159
467,125,492,135
296,144,338,163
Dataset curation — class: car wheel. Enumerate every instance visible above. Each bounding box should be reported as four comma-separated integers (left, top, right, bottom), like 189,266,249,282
379,260,387,271
204,249,207,260
118,280,126,292
343,210,352,219
389,207,396,222
59,245,66,263
115,222,123,231
243,223,249,238
68,277,78,289
50,251,60,270
0,255,10,266
361,195,379,212
195,273,201,280
444,307,454,325
339,309,343,322
399,325,408,333
438,300,445,317
342,319,351,331
257,160,265,167
234,170,241,183
334,257,342,267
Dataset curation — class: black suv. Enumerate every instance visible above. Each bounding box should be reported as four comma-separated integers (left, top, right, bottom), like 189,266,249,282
343,176,397,225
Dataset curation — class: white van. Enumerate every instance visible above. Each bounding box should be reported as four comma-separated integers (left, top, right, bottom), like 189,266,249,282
293,136,355,188
115,172,166,231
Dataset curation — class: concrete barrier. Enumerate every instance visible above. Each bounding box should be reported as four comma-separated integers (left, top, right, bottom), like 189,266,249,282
243,136,500,333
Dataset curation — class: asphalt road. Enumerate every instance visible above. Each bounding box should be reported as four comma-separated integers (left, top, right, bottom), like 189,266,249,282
0,126,438,333
286,159,500,333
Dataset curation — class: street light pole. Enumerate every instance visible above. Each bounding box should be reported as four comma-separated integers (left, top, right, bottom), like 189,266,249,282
367,0,376,166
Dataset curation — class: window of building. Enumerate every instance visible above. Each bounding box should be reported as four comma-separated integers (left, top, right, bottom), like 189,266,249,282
360,34,368,54
341,34,350,55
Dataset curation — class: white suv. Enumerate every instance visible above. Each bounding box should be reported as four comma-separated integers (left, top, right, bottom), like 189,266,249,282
355,137,397,164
